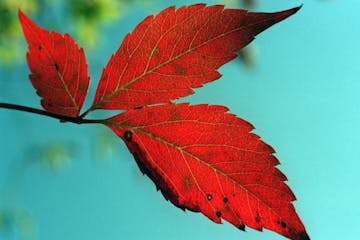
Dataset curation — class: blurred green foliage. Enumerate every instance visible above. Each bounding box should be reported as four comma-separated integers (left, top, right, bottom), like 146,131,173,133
93,130,119,163
0,210,10,233
26,141,79,172
0,0,140,65
68,0,128,47
219,0,256,9
0,208,35,239
0,140,78,238
0,0,37,64
238,46,257,68
36,143,73,171
242,0,256,8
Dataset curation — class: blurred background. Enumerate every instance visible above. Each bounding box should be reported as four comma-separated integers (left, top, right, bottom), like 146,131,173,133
0,0,359,239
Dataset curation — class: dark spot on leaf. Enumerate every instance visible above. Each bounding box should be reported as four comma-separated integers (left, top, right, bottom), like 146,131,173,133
54,63,59,71
216,211,222,217
38,45,42,50
223,197,228,203
124,131,132,142
238,224,246,231
255,212,261,223
134,106,143,110
280,221,287,228
206,194,212,201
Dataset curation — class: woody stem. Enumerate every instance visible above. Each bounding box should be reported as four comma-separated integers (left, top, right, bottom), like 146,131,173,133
0,102,104,124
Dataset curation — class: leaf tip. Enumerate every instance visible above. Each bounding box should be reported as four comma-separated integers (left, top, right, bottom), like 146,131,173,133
18,9,36,38
292,4,303,14
273,5,302,23
18,9,32,24
297,231,310,240
18,9,26,22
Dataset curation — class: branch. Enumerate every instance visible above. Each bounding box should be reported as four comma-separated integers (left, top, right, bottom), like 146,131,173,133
0,102,104,124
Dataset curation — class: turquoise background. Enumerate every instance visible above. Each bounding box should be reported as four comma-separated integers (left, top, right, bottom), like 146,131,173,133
1,0,359,239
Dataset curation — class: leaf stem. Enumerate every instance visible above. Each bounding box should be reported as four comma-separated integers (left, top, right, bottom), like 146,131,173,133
79,101,104,119
79,106,95,119
0,102,104,124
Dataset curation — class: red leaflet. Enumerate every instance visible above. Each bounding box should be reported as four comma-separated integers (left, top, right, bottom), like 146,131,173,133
105,104,309,240
91,5,300,110
19,10,89,117
19,5,309,240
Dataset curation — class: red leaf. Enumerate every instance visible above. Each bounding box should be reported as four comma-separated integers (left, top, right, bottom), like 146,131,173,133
105,103,309,240
91,5,300,110
19,10,89,117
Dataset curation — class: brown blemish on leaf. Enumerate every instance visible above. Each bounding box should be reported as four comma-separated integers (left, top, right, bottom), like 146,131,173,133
174,64,185,75
223,204,231,211
170,109,180,121
79,82,87,91
183,176,191,190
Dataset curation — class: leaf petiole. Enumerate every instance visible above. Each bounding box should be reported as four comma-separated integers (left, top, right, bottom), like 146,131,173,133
0,102,104,124
79,104,99,119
